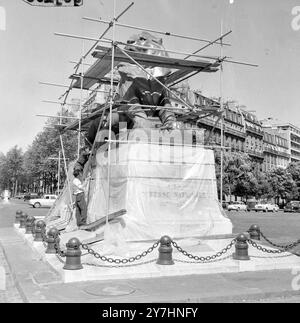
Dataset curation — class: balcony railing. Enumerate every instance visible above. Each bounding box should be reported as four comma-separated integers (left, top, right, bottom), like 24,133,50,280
197,117,246,139
246,149,264,159
246,125,264,137
224,127,247,139
263,146,278,155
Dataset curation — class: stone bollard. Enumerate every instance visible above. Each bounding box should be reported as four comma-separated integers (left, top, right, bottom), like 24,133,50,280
25,215,36,235
156,236,174,265
63,238,83,270
248,224,261,240
15,210,22,224
34,220,46,242
45,228,60,254
19,212,28,229
233,234,250,261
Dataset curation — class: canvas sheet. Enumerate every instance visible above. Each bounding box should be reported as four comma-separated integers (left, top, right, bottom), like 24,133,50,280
87,142,232,241
45,161,76,231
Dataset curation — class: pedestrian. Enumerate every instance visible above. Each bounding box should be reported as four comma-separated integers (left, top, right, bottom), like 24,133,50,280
72,169,87,227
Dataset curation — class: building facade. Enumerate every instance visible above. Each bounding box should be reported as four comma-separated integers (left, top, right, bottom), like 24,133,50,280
262,119,300,163
189,95,291,171
241,110,264,169
262,130,290,172
192,95,246,151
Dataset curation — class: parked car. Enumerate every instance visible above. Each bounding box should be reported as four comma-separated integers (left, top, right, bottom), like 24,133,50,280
227,202,248,212
28,194,58,208
284,201,300,213
24,193,41,201
254,203,279,212
246,201,258,212
14,193,26,199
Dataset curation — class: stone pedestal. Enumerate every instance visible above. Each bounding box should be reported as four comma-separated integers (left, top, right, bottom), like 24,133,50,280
87,129,232,241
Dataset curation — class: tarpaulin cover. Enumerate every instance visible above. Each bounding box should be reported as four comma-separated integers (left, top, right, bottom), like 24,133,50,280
87,142,232,241
45,161,76,230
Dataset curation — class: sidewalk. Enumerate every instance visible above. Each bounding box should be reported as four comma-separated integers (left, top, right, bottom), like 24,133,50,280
0,238,24,303
0,227,300,303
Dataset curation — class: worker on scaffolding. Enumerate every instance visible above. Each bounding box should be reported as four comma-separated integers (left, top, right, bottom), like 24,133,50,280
74,146,91,172
72,169,88,227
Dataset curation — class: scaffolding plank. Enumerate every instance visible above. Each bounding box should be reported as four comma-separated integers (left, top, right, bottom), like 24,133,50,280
72,47,114,89
93,46,220,71
62,106,106,132
72,45,219,90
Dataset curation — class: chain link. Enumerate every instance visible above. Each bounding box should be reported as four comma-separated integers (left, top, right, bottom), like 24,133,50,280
54,239,66,258
171,239,236,262
81,240,160,264
82,259,157,268
247,239,290,254
41,229,47,248
173,254,233,264
56,254,66,264
260,231,300,251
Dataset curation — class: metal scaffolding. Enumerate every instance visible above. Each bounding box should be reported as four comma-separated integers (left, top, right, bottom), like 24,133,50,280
38,1,258,221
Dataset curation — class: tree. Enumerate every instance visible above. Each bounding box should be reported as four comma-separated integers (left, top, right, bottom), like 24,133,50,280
256,173,274,199
266,168,298,203
286,162,300,199
23,112,78,193
0,146,24,194
0,152,8,190
215,150,257,200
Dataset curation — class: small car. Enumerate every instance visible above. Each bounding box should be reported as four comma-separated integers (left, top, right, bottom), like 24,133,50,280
28,194,58,208
254,203,279,212
24,193,40,201
284,201,300,213
227,202,248,212
14,193,26,199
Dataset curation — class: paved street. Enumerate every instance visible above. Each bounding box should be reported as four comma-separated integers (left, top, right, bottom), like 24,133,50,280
0,199,48,228
0,200,300,303
0,199,48,303
227,210,300,243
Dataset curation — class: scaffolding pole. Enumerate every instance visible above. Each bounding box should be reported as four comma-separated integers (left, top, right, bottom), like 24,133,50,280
220,21,224,206
58,151,61,196
82,16,232,47
106,0,117,223
73,1,134,70
77,40,85,159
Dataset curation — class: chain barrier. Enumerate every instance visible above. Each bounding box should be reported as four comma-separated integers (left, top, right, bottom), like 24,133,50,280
259,231,300,251
82,259,157,268
56,254,66,264
171,239,236,262
81,240,160,264
54,239,66,258
41,230,47,248
247,239,291,254
173,254,233,264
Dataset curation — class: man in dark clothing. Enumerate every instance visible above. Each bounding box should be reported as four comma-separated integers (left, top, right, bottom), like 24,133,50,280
74,146,91,172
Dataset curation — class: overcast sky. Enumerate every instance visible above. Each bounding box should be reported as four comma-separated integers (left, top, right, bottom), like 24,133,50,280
0,0,300,154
